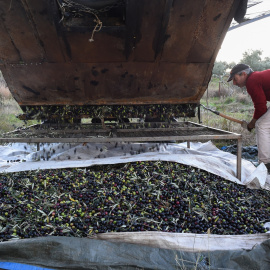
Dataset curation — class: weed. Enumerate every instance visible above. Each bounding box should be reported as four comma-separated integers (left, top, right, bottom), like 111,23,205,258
224,97,234,104
0,86,12,99
0,89,38,135
235,92,251,105
200,80,256,147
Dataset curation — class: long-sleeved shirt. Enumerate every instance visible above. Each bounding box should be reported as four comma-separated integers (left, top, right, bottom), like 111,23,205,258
246,69,270,119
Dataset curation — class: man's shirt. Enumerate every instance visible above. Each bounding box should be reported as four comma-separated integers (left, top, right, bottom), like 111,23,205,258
246,69,270,119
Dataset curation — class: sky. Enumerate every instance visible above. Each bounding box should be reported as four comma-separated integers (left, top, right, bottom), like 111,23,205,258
216,0,270,63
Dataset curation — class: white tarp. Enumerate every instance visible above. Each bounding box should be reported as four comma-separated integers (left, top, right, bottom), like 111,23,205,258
0,141,269,190
0,141,270,252
95,231,270,252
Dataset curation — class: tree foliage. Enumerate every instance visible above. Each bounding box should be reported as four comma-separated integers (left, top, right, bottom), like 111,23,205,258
241,49,264,71
213,49,270,77
212,61,228,76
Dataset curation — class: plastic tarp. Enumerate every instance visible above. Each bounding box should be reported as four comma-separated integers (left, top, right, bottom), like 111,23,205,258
0,141,270,269
0,236,270,270
0,141,269,189
95,231,270,252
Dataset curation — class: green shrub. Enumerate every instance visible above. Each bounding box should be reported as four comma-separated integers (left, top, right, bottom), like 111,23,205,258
224,97,234,104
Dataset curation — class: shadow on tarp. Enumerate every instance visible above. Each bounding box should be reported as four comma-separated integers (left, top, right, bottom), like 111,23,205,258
0,237,270,270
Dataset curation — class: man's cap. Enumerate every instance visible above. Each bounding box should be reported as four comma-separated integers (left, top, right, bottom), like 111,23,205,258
227,63,250,82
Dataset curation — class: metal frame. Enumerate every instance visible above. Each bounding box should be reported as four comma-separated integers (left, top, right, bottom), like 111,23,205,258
0,121,242,180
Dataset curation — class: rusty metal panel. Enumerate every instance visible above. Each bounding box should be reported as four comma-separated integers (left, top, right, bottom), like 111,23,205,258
66,30,127,63
126,0,170,61
0,0,242,108
6,62,209,106
24,0,66,62
187,0,237,63
161,0,206,62
162,0,238,63
0,0,44,62
0,4,21,63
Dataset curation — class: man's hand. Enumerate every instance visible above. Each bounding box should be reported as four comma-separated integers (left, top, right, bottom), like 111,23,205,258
241,120,254,132
247,125,253,132
247,118,257,132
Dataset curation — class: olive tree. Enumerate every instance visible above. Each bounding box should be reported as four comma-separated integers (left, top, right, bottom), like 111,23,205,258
240,49,270,71
212,61,228,76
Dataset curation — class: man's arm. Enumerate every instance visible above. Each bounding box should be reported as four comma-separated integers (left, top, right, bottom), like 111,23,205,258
248,118,257,131
246,75,267,120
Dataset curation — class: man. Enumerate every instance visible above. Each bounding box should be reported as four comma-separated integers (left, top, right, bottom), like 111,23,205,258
227,63,270,172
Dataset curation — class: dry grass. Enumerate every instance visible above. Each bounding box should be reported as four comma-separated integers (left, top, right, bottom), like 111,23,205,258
204,85,231,99
199,110,256,146
0,72,12,100
0,85,25,134
235,92,252,105
201,80,256,147
0,71,12,99
0,85,12,99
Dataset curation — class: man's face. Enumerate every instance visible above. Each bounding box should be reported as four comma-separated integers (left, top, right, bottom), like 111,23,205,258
232,72,247,88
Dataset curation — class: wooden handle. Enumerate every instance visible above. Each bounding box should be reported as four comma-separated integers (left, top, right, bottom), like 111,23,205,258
219,112,243,124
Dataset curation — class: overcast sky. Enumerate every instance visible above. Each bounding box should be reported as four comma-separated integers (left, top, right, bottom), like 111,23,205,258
216,1,270,63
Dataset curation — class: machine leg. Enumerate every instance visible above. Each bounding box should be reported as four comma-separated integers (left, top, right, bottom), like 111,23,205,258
237,138,242,181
